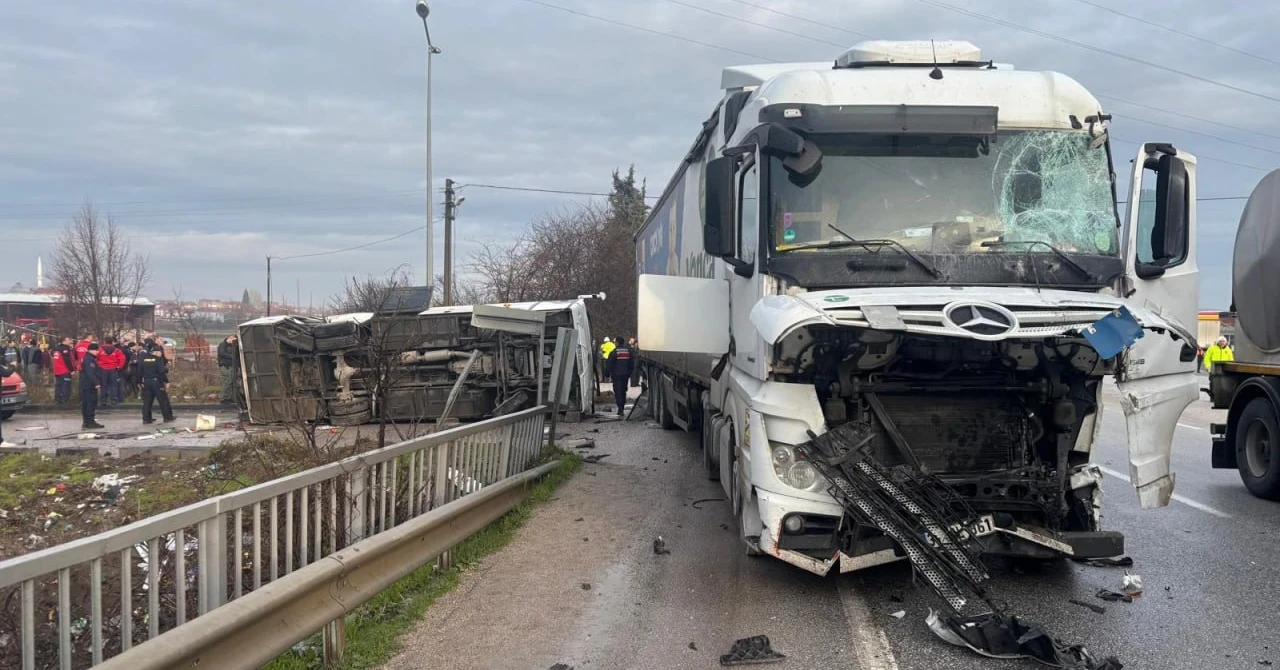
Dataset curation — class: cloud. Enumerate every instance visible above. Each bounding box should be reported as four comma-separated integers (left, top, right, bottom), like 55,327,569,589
1,0,1276,311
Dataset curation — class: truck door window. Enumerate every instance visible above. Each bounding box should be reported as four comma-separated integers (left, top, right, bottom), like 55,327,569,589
739,162,759,263
1134,167,1158,264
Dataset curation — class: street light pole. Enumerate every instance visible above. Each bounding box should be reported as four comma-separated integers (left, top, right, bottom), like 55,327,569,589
416,1,441,302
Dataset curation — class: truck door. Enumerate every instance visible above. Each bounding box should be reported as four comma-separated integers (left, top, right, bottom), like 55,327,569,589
1116,143,1200,508
730,158,767,378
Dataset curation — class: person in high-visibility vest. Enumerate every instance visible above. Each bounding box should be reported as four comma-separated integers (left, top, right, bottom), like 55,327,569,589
599,337,615,382
1204,336,1234,372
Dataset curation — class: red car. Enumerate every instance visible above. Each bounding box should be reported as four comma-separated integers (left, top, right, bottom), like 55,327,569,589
1,369,27,419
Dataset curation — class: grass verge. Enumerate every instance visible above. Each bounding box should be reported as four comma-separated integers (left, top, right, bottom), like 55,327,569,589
262,452,583,670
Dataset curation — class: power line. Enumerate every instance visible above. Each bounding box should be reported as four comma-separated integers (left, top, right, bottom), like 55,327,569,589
515,0,773,60
723,0,1280,148
1098,95,1280,144
1110,137,1274,172
460,182,660,200
1065,0,1280,67
909,0,1280,106
657,0,848,48
274,223,433,261
1112,114,1280,157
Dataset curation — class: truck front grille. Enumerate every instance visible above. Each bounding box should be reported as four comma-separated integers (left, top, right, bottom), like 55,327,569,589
873,395,1028,474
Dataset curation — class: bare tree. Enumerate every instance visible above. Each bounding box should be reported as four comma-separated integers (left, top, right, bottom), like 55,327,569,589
170,288,210,363
50,203,151,338
329,265,414,314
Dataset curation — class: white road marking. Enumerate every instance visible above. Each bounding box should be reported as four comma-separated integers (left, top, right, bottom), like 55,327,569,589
837,578,900,670
1097,466,1233,518
1177,422,1204,431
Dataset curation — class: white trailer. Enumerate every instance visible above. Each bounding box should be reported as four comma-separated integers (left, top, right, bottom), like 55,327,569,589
636,41,1201,575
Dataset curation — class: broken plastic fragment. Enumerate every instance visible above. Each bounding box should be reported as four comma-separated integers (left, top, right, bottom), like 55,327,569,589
1081,306,1144,360
890,610,907,619
720,635,786,666
926,609,1122,669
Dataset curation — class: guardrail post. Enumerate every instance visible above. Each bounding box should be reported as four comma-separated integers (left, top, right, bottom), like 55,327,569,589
498,424,513,478
434,442,451,570
348,468,367,543
198,515,227,613
322,617,346,667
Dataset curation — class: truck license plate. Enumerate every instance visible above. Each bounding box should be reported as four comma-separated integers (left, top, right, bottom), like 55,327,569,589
1,396,18,405
924,515,996,548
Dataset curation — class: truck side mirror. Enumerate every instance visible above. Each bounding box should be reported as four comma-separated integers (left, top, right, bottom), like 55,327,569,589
703,156,736,258
1153,154,1188,262
1136,154,1189,279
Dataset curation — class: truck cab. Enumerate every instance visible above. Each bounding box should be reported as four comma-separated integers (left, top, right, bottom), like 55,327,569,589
637,41,1201,574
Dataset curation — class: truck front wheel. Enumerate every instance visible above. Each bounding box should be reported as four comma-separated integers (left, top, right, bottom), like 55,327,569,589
1236,397,1280,500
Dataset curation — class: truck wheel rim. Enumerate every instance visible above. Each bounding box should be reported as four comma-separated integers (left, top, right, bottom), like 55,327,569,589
1245,418,1273,478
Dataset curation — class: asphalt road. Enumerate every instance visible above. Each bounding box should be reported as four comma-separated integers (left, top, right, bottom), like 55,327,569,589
381,385,1279,670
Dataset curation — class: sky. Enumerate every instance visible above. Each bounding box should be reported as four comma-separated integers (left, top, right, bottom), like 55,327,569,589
1,0,1277,310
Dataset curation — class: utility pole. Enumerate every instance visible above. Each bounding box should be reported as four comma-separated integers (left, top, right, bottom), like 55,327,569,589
416,2,441,304
444,178,455,306
266,257,273,320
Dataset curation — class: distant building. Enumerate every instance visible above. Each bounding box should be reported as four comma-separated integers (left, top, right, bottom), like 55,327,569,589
0,292,156,334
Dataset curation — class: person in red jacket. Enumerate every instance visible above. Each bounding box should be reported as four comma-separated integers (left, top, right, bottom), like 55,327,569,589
98,336,127,405
74,335,96,368
50,336,76,404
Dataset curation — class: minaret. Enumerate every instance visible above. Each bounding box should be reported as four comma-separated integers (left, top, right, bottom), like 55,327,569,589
36,257,43,289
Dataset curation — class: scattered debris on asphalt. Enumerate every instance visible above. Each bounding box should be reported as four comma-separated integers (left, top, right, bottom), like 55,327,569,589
1164,586,1173,600
1069,599,1107,614
1095,589,1135,603
890,610,906,619
1075,556,1134,568
548,664,574,670
688,642,698,651
580,583,591,591
582,454,609,464
690,497,725,509
1121,572,1143,597
927,610,1122,669
574,517,584,522
653,536,669,555
720,635,786,666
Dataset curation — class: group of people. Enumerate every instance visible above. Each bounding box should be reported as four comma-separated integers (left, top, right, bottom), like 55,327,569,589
598,336,638,415
50,334,177,429
1,331,177,429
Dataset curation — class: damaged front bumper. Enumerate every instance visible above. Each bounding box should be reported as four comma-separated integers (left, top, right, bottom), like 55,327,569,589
753,487,1123,576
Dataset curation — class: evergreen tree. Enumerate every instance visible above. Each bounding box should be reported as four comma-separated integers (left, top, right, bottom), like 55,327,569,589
608,165,649,233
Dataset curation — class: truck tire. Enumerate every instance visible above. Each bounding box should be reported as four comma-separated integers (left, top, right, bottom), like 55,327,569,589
331,410,371,426
700,393,719,481
1,410,13,420
328,397,371,418
1236,397,1280,500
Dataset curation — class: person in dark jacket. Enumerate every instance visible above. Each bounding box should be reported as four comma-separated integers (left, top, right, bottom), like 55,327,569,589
139,344,175,424
216,335,239,405
50,337,76,404
79,343,105,429
607,335,634,416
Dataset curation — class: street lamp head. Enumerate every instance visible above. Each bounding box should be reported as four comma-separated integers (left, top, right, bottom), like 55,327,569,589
415,1,429,19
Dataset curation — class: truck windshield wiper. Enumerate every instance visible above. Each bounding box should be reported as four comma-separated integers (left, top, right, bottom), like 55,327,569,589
825,223,944,278
980,239,1097,282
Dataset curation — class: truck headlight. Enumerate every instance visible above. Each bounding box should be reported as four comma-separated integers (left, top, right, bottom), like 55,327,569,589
771,444,824,492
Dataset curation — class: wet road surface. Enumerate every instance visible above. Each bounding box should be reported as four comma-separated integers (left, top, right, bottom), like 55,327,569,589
382,386,1279,669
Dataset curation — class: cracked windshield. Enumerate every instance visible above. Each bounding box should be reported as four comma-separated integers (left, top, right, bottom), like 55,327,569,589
769,130,1118,256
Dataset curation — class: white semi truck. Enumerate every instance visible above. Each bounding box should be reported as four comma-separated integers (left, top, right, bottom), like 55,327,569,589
636,41,1201,575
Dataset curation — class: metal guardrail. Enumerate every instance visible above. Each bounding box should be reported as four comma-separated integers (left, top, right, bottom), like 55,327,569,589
0,407,549,670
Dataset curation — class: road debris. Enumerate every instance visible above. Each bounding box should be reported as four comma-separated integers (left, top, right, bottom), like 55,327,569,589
690,497,725,509
580,583,591,591
1121,572,1143,597
720,635,786,666
1095,589,1134,603
1075,556,1134,568
1069,599,1107,614
688,642,698,651
797,422,1124,668
653,536,669,555
890,610,906,619
582,454,609,464
195,414,217,431
927,610,1122,669
548,664,574,670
